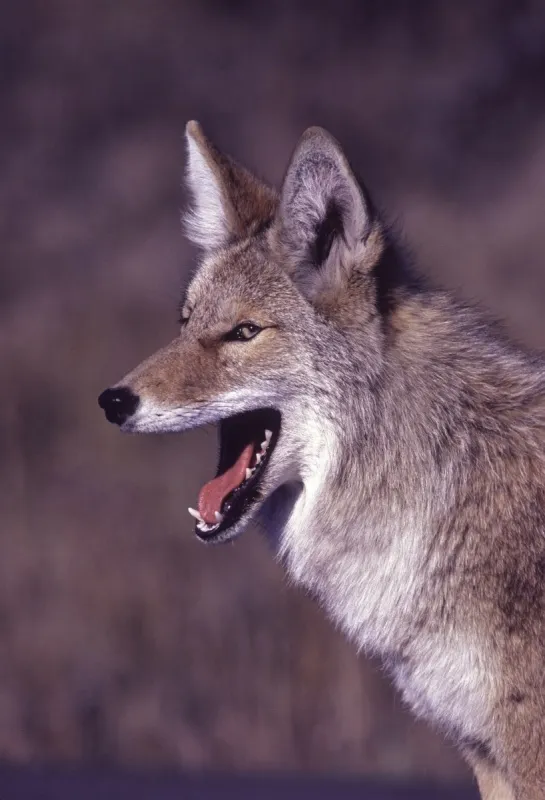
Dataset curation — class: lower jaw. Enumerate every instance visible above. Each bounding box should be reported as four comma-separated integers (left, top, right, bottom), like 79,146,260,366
194,511,252,544
196,482,301,546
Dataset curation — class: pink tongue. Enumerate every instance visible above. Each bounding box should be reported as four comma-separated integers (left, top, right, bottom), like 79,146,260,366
197,443,255,524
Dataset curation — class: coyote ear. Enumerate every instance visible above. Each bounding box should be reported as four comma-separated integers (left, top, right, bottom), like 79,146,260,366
276,127,373,294
184,121,277,252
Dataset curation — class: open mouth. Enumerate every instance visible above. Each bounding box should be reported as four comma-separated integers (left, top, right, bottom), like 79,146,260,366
188,408,281,542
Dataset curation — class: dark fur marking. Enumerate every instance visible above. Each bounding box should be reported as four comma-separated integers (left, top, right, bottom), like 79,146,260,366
311,200,344,267
373,238,423,320
499,552,545,632
461,735,494,763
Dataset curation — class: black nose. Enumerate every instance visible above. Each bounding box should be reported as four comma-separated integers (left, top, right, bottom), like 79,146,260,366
98,387,139,426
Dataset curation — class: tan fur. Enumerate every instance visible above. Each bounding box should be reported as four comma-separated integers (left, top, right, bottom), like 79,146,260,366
100,123,545,798
471,757,516,800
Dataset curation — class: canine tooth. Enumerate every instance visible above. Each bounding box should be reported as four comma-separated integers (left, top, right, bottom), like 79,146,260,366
245,468,253,481
265,429,272,442
188,507,203,522
214,511,224,523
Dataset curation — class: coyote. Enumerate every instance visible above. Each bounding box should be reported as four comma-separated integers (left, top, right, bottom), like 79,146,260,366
99,121,545,799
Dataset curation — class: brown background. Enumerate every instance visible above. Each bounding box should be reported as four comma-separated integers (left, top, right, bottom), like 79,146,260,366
1,0,545,786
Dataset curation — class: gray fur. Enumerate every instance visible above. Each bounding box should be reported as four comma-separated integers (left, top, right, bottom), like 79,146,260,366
104,122,545,799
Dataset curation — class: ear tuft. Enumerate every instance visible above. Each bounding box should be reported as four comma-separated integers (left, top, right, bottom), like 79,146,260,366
184,121,230,250
183,121,277,253
276,127,373,293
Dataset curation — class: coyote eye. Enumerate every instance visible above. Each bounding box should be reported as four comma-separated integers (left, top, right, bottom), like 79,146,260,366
224,322,262,342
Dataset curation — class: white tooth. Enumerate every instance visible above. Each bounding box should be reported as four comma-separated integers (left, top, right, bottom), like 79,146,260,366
255,452,262,464
188,507,203,522
198,521,216,532
265,429,272,442
260,442,268,451
214,511,224,523
245,468,252,480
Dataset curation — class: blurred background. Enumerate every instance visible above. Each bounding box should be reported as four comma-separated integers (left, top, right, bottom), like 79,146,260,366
2,0,545,795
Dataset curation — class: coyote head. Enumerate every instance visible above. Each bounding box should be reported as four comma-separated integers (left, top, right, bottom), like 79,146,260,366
99,122,398,543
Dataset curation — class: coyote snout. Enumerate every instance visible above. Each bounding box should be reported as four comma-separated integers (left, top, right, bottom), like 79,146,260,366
99,120,545,798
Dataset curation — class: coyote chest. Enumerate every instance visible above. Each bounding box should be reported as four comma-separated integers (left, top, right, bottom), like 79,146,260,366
282,490,430,652
281,494,495,746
